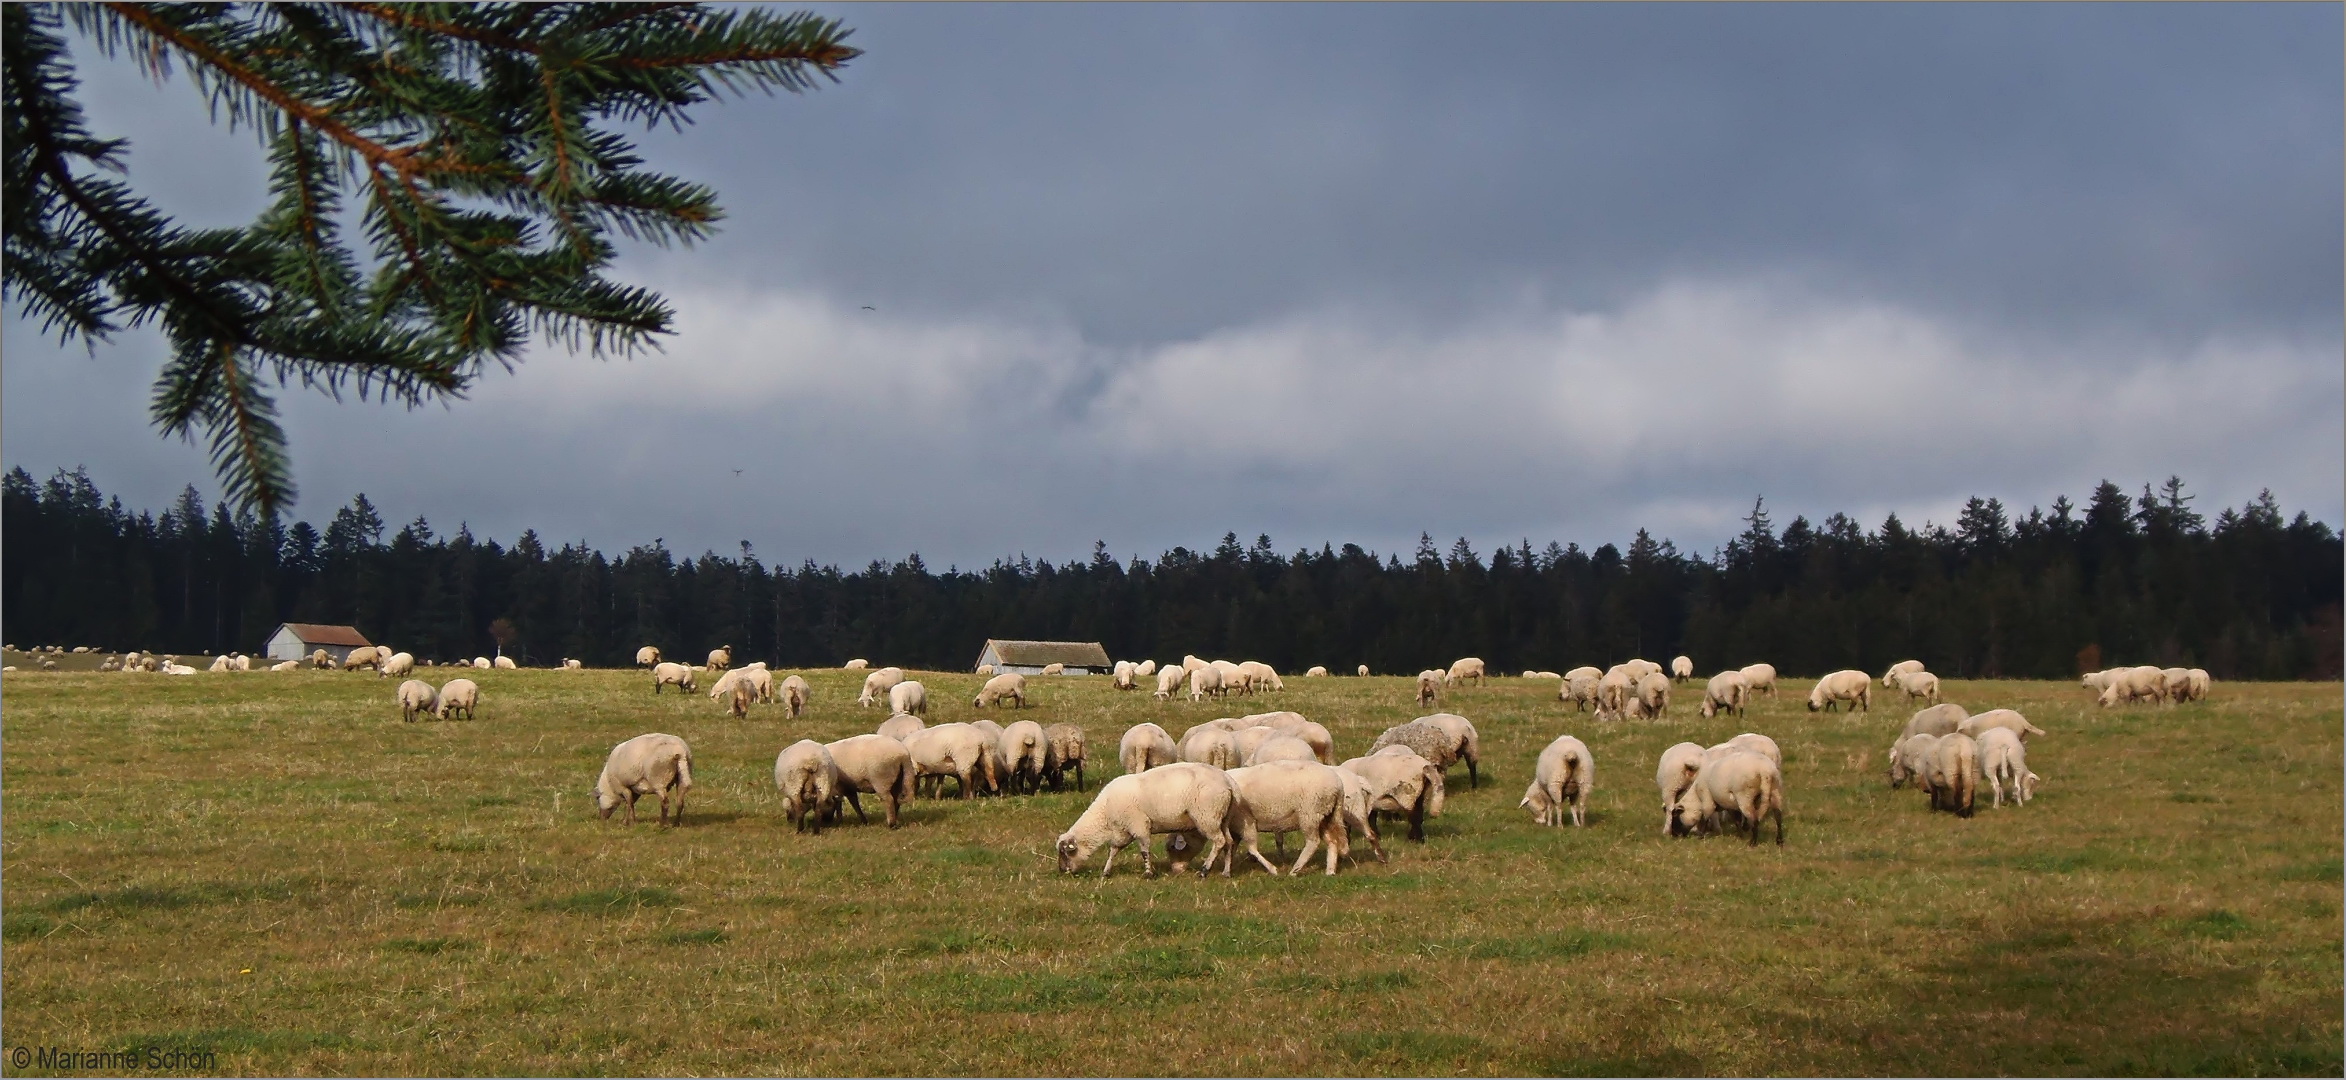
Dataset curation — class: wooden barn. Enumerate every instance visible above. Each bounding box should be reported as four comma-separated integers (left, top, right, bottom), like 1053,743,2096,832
973,639,1111,676
264,623,374,665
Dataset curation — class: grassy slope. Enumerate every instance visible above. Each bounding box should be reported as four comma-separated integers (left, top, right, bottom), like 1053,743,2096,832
1,668,2337,1076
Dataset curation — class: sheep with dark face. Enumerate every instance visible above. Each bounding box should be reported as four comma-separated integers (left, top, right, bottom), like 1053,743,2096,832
593,733,694,826
1043,723,1088,791
1667,751,1785,845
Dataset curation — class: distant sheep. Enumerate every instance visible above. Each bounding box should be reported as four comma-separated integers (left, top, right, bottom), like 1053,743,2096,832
396,679,438,723
1892,670,1940,705
1119,723,1179,775
974,672,1028,709
494,655,517,670
379,652,416,679
1670,655,1694,683
2096,666,2168,708
1699,671,1749,718
1523,735,1592,827
1807,669,1872,712
1135,660,1158,677
1926,732,1980,817
593,733,693,826
1957,709,2044,742
1668,750,1786,845
652,662,696,694
706,645,732,672
1112,662,1139,691
889,680,929,717
1738,663,1778,698
563,659,583,670
436,678,480,720
1042,723,1088,791
975,663,996,677
1976,727,2037,808
1882,659,1926,687
858,666,908,708
472,657,491,669
1041,662,1066,676
1597,667,1634,714
999,719,1048,794
1633,672,1671,718
1306,666,1330,677
1357,664,1370,677
1152,665,1184,701
1189,664,1226,702
905,722,1002,800
1560,673,1600,712
1335,749,1445,841
345,646,385,672
1415,670,1440,708
1901,703,1970,739
845,658,869,670
779,674,810,719
1240,660,1283,692
1445,657,1487,686
636,646,661,666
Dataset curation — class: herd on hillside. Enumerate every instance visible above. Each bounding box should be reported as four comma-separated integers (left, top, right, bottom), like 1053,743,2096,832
9,642,2214,877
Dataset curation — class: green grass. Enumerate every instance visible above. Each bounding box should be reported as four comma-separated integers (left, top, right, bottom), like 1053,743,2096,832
0,665,2338,1075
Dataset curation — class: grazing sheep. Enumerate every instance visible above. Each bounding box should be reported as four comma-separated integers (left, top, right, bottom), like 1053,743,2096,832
1230,725,1285,764
1306,665,1330,677
1415,670,1440,708
779,674,810,719
1882,659,1926,687
859,666,908,708
345,646,384,672
1887,733,1939,790
1411,712,1481,787
1336,749,1446,841
1654,742,1707,835
774,740,839,834
1445,657,1487,686
1120,722,1179,776
493,655,517,670
1700,671,1749,718
1975,727,2036,808
1041,662,1066,676
1536,670,1562,679
592,733,694,826
2096,665,2168,707
1369,720,1461,784
844,658,869,670
1902,703,1970,740
1893,670,1940,705
378,652,416,679
652,662,696,694
472,657,492,670
975,663,996,677
1178,724,1240,770
1597,666,1635,713
1807,669,1872,712
1189,664,1226,702
1708,732,1782,768
999,719,1048,794
1254,717,1334,764
435,678,480,721
709,666,773,707
1357,664,1370,676
1043,723,1089,791
2080,667,2118,693
1182,655,1206,672
705,645,733,672
1332,767,1386,864
1153,665,1186,701
1222,761,1350,875
1957,709,2044,742
974,672,1028,709
1523,735,1593,827
1213,659,1251,696
1622,658,1662,683
823,734,916,828
723,678,757,718
1668,751,1786,845
1240,660,1283,692
1560,673,1601,712
906,722,1002,800
888,680,929,717
635,646,661,666
1670,655,1694,683
876,712,927,742
395,679,438,723
1246,735,1320,766
1738,663,1779,698
1112,662,1139,691
1135,660,1158,677
1634,671,1671,718
1926,732,1980,817
2185,668,2211,702
1055,763,1238,878
1563,665,1602,682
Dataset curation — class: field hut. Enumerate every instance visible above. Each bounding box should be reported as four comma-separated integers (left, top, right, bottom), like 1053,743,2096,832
263,623,374,665
973,639,1111,676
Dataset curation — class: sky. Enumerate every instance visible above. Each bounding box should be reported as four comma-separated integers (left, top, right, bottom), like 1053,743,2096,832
5,3,2340,568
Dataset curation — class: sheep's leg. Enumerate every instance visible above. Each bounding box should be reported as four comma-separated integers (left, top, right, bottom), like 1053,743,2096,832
1290,824,1323,876
845,790,868,824
624,793,640,826
1075,760,1085,792
1467,759,1478,789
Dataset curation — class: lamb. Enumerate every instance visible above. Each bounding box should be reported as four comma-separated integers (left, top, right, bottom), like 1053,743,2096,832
1445,657,1487,686
974,672,1028,709
1042,723,1088,791
1882,659,1926,687
1135,660,1157,677
494,655,518,670
1415,669,1440,708
1221,761,1350,875
635,646,661,666
905,722,1001,800
1654,742,1707,835
652,662,697,694
1699,671,1749,718
774,740,839,834
1153,665,1186,701
877,713,927,742
975,663,996,677
888,680,929,717
434,677,482,720
822,733,916,828
1189,663,1226,702
1892,670,1940,705
1561,673,1601,712
1975,727,2037,808
1055,762,1238,878
1902,703,1970,740
1925,732,1980,817
999,719,1048,794
1041,662,1066,676
858,666,907,708
844,658,869,670
1957,709,2044,742
1667,751,1786,845
1245,735,1320,766
1177,724,1240,770
1522,735,1592,827
706,645,733,672
1633,671,1671,718
592,733,694,826
1336,749,1445,841
779,674,810,719
1306,666,1330,677
1670,655,1694,683
1738,663,1778,698
1807,669,1872,712
396,679,438,723
1120,722,1179,775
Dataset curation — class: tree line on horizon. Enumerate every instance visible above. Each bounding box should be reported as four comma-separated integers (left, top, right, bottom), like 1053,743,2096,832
4,466,2338,681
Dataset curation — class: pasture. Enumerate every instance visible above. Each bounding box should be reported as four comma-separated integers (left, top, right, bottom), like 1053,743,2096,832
0,666,2338,1076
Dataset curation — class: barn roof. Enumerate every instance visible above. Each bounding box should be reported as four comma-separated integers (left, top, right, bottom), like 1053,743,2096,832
272,623,373,647
980,639,1111,668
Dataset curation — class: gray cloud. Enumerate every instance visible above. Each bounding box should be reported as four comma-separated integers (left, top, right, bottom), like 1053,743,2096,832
4,4,2338,566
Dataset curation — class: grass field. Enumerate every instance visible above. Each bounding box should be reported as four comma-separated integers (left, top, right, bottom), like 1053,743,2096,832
1,664,2338,1076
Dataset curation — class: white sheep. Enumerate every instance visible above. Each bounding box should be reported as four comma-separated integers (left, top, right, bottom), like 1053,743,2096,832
1926,732,1980,817
1893,670,1940,705
1189,663,1226,702
1120,722,1180,777
1336,749,1446,842
472,657,492,669
1332,766,1386,864
563,659,584,670
2096,666,2168,707
1633,671,1671,718
1975,727,2037,808
1412,712,1481,788
1245,735,1320,766
888,679,928,717
974,672,1027,709
1902,703,1970,739
1240,660,1283,692
435,678,480,720
705,645,732,672
858,666,907,708
823,734,915,827
1887,733,1939,790
1522,735,1592,827
636,646,662,666
1560,673,1600,712
1882,659,1926,687
1597,666,1634,714
652,662,697,694
1738,663,1778,698
1153,665,1186,701
1699,671,1750,718
1655,742,1707,835
1668,751,1785,845
592,733,694,826
1357,664,1370,677
1112,662,1139,691
2185,668,2211,702
1957,708,2044,742
269,660,299,672
1043,723,1088,791
396,678,438,723
1305,665,1330,677
1177,724,1240,770
1220,761,1349,875
905,722,1001,800
845,658,869,670
1415,669,1440,708
876,712,927,742
1708,732,1782,769
1041,662,1066,676
345,646,385,672
1622,658,1662,682
493,655,517,670
1670,655,1694,682
999,719,1048,794
1135,660,1157,677
975,663,996,677
1807,669,1872,712
774,739,839,833
1445,657,1487,686
1213,659,1250,696
779,674,810,719
1055,762,1238,878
